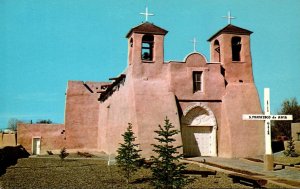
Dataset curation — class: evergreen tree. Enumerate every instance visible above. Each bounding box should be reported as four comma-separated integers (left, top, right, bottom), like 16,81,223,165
284,137,298,157
115,123,142,185
151,117,191,189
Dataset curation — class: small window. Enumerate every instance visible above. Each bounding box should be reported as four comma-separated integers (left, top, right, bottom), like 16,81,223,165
213,40,220,62
129,38,133,64
232,36,241,61
193,72,203,93
130,38,133,47
141,35,154,61
297,133,300,141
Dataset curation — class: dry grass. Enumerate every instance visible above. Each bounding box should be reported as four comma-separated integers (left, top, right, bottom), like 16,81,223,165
274,155,300,165
0,157,286,189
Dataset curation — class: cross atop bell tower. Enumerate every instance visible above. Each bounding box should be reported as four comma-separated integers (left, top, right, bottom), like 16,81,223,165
140,6,154,22
222,11,236,24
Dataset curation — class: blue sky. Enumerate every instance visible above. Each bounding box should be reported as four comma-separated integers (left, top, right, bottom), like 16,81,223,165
1,0,300,129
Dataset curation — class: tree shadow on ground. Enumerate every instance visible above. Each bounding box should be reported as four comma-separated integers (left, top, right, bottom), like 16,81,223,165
131,177,152,184
182,170,217,177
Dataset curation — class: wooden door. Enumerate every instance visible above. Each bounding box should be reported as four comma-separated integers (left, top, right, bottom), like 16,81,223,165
32,138,41,155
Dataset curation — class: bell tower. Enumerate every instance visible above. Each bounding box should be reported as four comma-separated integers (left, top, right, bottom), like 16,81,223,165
208,24,254,84
126,22,168,66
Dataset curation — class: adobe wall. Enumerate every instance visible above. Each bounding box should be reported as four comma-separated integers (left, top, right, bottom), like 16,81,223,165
220,83,264,157
210,34,254,83
0,133,17,147
123,32,182,158
133,83,182,157
167,53,224,157
290,123,300,153
98,75,137,155
291,123,300,141
98,63,182,158
65,81,107,151
168,53,225,100
130,58,182,157
17,123,65,154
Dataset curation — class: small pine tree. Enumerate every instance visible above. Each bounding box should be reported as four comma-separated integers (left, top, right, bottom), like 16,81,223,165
284,137,298,157
151,117,191,189
115,123,142,185
59,147,69,160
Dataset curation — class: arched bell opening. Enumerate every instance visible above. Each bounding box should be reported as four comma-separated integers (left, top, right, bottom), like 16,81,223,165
141,34,154,61
232,36,241,61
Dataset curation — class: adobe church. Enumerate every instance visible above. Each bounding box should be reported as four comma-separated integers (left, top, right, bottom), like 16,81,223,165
18,16,265,158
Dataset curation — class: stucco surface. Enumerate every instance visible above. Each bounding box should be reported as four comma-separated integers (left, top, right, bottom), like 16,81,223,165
17,22,265,158
291,123,300,141
220,83,264,157
65,81,102,150
0,133,17,147
17,124,65,154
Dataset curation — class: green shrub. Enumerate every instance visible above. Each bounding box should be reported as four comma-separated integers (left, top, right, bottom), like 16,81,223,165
59,147,69,160
284,137,299,157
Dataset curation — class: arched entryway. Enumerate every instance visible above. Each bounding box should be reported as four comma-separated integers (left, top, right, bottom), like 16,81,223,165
181,103,217,157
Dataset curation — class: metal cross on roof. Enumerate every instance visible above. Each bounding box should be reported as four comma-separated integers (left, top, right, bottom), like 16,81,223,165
222,11,235,24
190,37,198,52
140,6,154,22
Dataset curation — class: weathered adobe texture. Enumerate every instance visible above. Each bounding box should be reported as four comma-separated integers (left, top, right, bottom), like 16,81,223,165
17,123,65,154
18,22,264,158
97,22,264,158
285,123,300,153
64,81,110,152
0,133,17,147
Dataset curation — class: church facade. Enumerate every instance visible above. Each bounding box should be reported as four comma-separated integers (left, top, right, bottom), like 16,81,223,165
18,21,265,158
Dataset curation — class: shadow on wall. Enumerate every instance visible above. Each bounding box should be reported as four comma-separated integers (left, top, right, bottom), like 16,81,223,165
0,145,30,176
